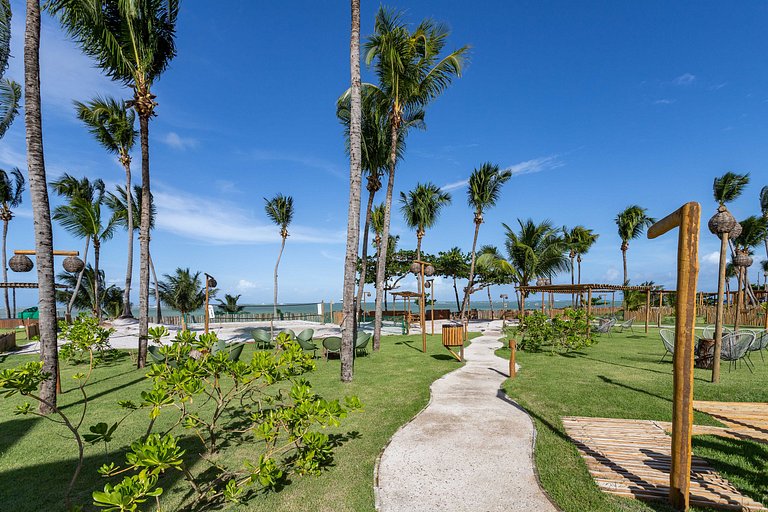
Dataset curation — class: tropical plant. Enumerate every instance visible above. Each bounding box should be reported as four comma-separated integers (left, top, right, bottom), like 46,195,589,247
434,247,470,311
563,226,598,306
364,7,468,350
474,245,513,312
399,182,451,258
158,268,206,330
51,174,118,319
264,194,293,338
56,265,122,317
216,294,245,314
0,0,20,140
460,163,511,321
50,0,180,369
760,185,768,259
75,97,137,318
713,172,750,205
615,205,655,285
0,167,24,318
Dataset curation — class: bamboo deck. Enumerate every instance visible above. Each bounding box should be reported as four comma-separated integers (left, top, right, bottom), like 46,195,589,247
562,416,767,511
656,401,768,444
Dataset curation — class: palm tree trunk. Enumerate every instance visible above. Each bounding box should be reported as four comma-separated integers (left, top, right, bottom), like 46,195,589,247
2,218,9,319
67,236,90,318
355,185,376,322
121,163,133,317
487,286,493,318
93,239,101,319
341,0,362,383
570,255,575,307
459,220,481,323
734,266,744,332
149,250,161,323
25,0,58,413
577,255,583,307
453,275,460,311
416,232,422,260
137,112,151,369
622,246,628,285
271,236,286,338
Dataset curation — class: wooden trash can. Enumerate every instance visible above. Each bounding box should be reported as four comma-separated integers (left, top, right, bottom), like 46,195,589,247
695,338,715,369
442,323,464,361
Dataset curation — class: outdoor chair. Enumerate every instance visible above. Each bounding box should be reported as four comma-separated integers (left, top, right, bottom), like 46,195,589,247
280,329,297,341
227,343,245,362
701,325,715,339
659,329,675,363
323,337,341,360
251,329,272,350
148,345,166,364
296,336,318,358
616,319,634,333
720,332,756,373
297,329,314,345
355,332,371,356
595,318,616,336
747,330,768,363
213,339,227,354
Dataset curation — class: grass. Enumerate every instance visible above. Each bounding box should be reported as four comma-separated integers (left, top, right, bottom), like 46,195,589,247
0,332,477,512
496,327,768,512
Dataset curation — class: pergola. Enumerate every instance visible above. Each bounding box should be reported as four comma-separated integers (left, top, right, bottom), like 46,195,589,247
517,283,655,333
391,291,421,325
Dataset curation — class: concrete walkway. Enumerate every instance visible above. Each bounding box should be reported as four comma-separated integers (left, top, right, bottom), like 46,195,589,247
375,322,557,512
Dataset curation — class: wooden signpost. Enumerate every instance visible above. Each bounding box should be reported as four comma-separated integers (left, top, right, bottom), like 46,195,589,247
647,202,700,511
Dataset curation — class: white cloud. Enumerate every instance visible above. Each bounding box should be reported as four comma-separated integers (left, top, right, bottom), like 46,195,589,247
161,132,198,150
505,155,564,176
237,279,258,290
654,98,676,105
703,251,721,265
603,267,620,282
440,179,468,192
673,73,696,86
250,149,346,179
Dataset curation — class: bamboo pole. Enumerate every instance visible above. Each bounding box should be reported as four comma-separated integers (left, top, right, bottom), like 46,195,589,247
14,250,79,256
509,339,516,379
711,231,728,383
645,289,650,333
586,288,593,336
658,291,663,327
648,202,700,511
611,291,615,318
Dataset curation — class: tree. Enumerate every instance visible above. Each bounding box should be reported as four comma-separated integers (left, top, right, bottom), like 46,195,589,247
474,245,512,313
216,294,245,314
434,247,469,311
0,167,24,318
56,264,122,318
732,216,768,329
615,205,655,285
158,268,206,331
564,226,598,306
399,182,451,258
459,163,511,322
265,194,293,338
760,185,768,259
74,97,137,318
364,7,468,351
50,0,180,369
25,0,58,413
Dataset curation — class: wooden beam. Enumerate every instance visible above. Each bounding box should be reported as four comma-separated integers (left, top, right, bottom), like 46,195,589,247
645,289,651,333
586,288,593,337
13,250,79,256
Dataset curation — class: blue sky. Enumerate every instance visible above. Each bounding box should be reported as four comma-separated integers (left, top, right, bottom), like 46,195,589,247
2,0,768,308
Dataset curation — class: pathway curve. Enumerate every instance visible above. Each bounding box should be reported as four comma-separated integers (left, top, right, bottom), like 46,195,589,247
375,322,557,512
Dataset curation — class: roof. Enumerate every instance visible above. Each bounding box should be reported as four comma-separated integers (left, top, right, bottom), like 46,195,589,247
517,283,654,293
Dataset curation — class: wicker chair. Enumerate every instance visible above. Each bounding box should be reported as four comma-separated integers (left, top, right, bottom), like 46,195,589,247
659,329,675,363
748,330,768,363
355,332,371,356
323,336,341,360
251,329,272,349
296,336,318,358
227,343,245,362
616,319,634,333
595,318,616,336
721,332,756,372
297,329,314,344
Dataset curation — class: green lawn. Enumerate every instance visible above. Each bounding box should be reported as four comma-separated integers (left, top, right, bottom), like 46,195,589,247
0,332,476,512
497,327,768,512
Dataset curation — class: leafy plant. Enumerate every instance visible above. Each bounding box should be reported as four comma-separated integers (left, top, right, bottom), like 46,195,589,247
59,314,116,365
507,309,595,353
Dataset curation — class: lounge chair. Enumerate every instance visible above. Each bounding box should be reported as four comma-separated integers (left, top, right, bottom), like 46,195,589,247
296,336,318,358
721,332,756,373
323,336,341,360
659,329,675,363
616,319,634,333
355,332,371,356
251,329,272,349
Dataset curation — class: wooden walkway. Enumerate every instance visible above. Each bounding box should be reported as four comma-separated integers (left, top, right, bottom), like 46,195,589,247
563,416,767,511
653,402,768,444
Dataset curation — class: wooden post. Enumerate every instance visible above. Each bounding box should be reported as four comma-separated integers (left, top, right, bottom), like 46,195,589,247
204,280,210,334
509,339,516,379
549,291,554,319
648,202,700,511
586,288,593,336
658,292,664,327
541,290,545,313
520,290,525,326
712,231,729,383
611,291,615,318
420,264,426,353
645,289,651,333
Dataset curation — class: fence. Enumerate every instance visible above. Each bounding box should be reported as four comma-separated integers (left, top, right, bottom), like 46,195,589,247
162,312,326,326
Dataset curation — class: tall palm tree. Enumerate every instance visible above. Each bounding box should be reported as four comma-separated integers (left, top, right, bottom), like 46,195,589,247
56,264,122,318
364,7,468,350
459,163,511,321
216,294,245,314
265,194,293,338
615,205,655,285
0,0,22,140
74,96,137,318
0,167,24,318
158,268,205,331
51,175,118,319
563,226,599,306
399,182,451,258
50,0,179,368
760,185,768,259
25,0,58,413
733,216,768,316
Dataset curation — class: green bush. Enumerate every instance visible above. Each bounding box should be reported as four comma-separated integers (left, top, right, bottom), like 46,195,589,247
507,309,595,353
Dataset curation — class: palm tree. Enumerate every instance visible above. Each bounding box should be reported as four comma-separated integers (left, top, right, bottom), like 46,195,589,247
74,97,137,318
56,264,122,318
435,247,469,311
51,174,118,319
264,194,293,338
459,163,511,321
475,245,510,313
615,205,656,285
732,216,768,331
0,168,24,318
216,294,245,315
158,268,205,331
760,186,768,259
50,0,179,368
364,7,468,350
399,182,451,258
563,226,598,306
0,1,22,140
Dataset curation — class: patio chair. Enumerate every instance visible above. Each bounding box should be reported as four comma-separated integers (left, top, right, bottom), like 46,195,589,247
280,328,296,340
227,343,245,362
297,329,314,345
251,329,272,349
355,332,371,356
616,319,634,333
659,329,675,363
747,330,768,363
212,339,227,354
721,332,757,373
323,336,341,361
296,336,318,358
594,318,616,336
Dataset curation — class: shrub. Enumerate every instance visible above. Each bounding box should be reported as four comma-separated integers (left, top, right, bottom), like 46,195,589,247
507,309,595,353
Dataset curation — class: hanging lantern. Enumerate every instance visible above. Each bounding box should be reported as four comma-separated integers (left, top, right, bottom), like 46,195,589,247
424,281,432,289
207,277,218,288
733,250,753,268
62,256,85,273
9,255,33,273
707,205,737,236
425,265,435,277
730,221,742,241
410,262,421,275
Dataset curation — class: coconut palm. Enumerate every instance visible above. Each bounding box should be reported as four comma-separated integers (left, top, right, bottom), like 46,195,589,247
460,163,512,321
265,194,293,338
0,167,24,318
615,205,656,285
0,0,21,140
474,245,510,313
564,226,599,306
158,268,205,331
50,0,179,368
216,294,245,315
760,186,768,259
732,216,768,329
51,174,118,319
399,182,451,258
56,265,123,318
364,7,468,350
74,97,137,318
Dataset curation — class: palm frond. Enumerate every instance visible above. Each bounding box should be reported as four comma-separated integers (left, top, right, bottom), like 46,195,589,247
467,162,512,213
615,205,655,243
0,0,11,75
264,193,294,232
0,79,21,139
713,172,750,205
399,181,451,232
74,95,137,156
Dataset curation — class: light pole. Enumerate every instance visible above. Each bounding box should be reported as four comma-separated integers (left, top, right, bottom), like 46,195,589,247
411,259,435,353
204,273,217,334
500,293,509,327
364,290,371,322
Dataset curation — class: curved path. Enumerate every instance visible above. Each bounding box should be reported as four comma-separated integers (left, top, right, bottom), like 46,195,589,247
375,323,557,512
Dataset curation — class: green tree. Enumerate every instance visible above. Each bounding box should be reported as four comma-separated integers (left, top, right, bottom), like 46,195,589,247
733,216,768,310
760,185,767,259
460,163,511,321
50,0,180,368
399,182,451,258
265,194,294,338
158,268,206,331
74,97,137,318
0,167,24,318
216,294,245,314
474,245,512,312
364,7,468,350
434,247,469,311
563,225,598,306
615,205,655,285
56,264,123,318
